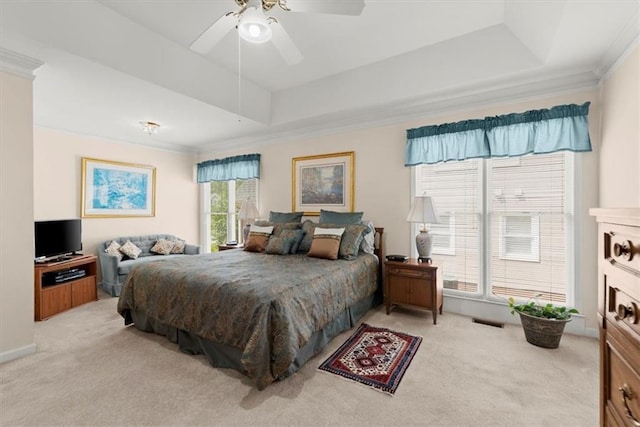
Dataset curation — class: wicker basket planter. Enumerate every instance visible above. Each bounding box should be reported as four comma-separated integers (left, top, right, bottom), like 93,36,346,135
517,311,571,349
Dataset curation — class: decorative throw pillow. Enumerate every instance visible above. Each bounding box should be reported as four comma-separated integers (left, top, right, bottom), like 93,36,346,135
150,238,175,255
265,235,295,255
307,227,345,260
268,211,304,223
280,228,305,254
119,240,142,260
105,240,123,261
170,239,186,254
297,219,317,253
319,223,369,260
244,225,274,253
255,221,303,237
318,209,364,225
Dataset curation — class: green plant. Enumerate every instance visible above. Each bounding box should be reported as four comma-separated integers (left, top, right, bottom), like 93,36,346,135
508,295,579,320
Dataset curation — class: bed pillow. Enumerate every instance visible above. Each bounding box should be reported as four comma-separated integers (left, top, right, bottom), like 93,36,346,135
150,238,175,255
297,219,318,253
265,233,296,255
319,223,369,260
307,227,345,260
105,240,123,261
268,211,304,223
170,238,186,254
318,209,363,225
360,220,376,254
254,221,302,235
244,225,274,253
282,228,305,254
119,240,142,260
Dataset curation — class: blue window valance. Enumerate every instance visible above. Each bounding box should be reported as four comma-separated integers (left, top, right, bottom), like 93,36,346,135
405,102,591,166
197,153,260,183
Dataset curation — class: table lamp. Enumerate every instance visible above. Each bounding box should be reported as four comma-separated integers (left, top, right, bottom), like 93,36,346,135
239,199,260,243
406,195,439,262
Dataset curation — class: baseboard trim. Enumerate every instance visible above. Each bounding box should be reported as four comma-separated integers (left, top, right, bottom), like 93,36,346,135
0,343,37,364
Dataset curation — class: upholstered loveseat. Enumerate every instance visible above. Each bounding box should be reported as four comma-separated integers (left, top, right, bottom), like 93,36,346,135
98,234,200,297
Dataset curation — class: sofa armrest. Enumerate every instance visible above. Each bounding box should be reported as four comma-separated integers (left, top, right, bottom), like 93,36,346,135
98,252,121,285
184,244,201,255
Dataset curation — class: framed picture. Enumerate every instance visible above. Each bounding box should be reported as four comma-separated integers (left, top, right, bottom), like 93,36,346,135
81,157,156,218
292,151,354,216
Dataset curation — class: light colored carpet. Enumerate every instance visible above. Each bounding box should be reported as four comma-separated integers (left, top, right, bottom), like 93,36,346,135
1,292,598,426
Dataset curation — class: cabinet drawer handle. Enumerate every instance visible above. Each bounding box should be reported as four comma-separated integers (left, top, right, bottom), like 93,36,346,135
614,240,635,260
619,384,640,426
391,269,428,278
617,303,640,324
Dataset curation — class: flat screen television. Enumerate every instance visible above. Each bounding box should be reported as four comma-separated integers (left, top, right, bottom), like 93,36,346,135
34,219,82,261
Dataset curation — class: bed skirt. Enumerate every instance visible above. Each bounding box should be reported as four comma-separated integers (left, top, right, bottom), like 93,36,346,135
123,293,379,386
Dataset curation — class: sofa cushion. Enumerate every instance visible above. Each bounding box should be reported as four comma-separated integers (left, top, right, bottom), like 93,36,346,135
105,240,123,261
117,254,187,276
150,238,175,255
170,239,186,254
119,240,142,259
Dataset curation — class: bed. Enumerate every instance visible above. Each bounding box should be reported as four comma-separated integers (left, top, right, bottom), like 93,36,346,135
116,227,384,389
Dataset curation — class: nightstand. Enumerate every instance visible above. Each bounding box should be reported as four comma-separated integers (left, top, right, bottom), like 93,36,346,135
384,259,443,324
217,244,244,251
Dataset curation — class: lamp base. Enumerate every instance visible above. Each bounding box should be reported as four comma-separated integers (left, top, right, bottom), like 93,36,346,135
415,230,434,262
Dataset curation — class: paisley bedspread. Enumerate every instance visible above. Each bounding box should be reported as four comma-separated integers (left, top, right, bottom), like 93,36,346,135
117,249,378,389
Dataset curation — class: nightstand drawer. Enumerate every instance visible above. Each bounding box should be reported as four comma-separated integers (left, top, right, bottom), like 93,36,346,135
388,267,433,279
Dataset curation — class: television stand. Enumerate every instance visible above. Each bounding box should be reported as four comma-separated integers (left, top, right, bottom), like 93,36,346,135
34,254,97,320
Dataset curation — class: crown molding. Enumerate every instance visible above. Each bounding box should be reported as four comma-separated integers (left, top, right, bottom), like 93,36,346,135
197,67,601,155
0,47,43,80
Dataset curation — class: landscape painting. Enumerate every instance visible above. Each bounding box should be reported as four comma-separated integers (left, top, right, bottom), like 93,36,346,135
292,152,354,215
81,158,156,217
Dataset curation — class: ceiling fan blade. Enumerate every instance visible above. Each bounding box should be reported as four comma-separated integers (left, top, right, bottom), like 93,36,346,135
190,12,238,54
282,0,365,15
270,21,303,65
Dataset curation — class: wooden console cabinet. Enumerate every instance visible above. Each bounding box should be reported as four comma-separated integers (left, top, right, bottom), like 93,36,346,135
384,259,443,324
591,208,640,426
34,255,98,320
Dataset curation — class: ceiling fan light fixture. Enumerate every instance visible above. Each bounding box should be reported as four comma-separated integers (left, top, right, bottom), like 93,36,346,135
237,7,272,43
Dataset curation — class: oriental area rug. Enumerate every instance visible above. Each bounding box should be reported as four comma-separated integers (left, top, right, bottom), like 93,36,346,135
318,323,422,395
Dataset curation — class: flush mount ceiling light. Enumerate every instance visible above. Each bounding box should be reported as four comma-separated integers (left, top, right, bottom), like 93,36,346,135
140,121,160,135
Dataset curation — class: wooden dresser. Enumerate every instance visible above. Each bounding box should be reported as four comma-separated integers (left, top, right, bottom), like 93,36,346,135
591,208,640,426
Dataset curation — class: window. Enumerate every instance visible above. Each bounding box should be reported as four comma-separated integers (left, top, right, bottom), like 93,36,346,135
414,151,574,304
498,215,540,262
207,179,257,252
430,214,455,256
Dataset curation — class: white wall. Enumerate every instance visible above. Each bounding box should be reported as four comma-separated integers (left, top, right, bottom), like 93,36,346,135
33,128,199,276
599,44,640,207
0,69,37,361
201,89,601,335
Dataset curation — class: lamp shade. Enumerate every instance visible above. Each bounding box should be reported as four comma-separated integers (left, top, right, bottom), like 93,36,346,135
406,196,439,225
239,199,260,221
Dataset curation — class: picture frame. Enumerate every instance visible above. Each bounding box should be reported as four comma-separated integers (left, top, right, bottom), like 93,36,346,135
292,151,354,216
81,157,156,218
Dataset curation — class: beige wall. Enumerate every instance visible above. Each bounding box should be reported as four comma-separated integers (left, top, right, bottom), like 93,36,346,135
201,89,601,334
33,128,199,270
600,44,640,207
0,71,36,360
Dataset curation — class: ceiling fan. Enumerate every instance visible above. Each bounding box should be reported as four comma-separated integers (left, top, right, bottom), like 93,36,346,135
189,0,366,65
